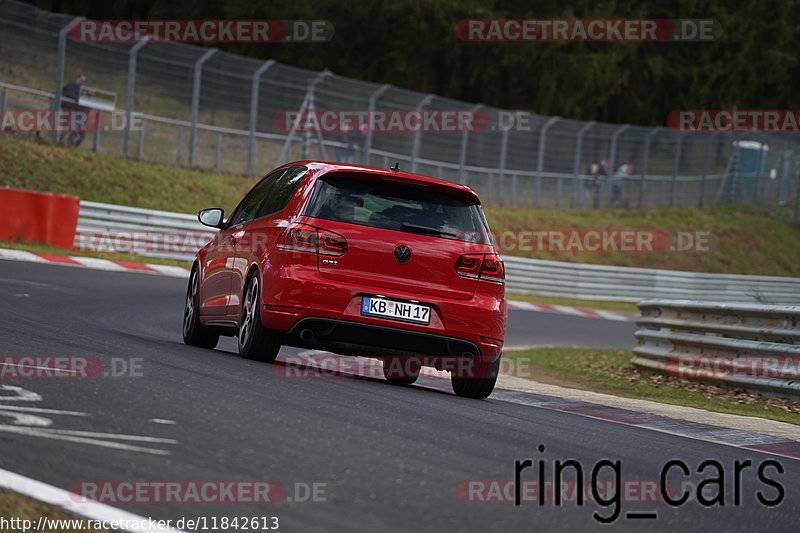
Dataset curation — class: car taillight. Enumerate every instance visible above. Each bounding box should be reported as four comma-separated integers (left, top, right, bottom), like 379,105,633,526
455,253,504,283
278,223,347,256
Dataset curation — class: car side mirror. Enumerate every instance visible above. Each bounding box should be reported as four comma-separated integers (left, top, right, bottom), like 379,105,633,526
198,208,225,229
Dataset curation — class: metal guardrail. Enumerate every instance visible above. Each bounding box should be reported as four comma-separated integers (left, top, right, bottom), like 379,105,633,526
74,201,216,261
504,256,800,304
632,300,800,400
74,202,800,304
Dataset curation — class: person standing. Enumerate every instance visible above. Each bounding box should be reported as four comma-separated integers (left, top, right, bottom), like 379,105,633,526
592,160,609,208
611,162,631,206
60,74,88,147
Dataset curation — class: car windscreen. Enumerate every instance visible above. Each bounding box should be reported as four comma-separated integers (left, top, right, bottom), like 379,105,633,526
304,174,492,244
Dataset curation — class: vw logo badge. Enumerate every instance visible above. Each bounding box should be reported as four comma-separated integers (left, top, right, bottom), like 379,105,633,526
393,245,412,263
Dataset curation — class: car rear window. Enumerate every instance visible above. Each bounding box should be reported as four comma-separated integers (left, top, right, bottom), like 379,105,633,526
304,173,492,244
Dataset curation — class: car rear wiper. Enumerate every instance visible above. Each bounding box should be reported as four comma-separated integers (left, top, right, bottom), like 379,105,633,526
401,223,456,238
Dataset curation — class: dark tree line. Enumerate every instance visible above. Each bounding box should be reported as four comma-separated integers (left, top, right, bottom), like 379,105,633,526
32,0,800,125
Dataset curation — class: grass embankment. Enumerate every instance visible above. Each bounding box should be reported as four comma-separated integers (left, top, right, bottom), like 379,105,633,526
1,133,797,285
503,348,800,425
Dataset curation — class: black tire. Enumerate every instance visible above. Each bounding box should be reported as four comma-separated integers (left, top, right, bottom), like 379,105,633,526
182,267,220,349
238,272,282,363
451,355,501,399
383,356,421,385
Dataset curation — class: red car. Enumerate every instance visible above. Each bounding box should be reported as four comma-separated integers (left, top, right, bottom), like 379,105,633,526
183,162,506,399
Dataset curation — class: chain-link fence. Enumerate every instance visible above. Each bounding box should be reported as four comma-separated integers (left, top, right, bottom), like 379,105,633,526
1,0,798,212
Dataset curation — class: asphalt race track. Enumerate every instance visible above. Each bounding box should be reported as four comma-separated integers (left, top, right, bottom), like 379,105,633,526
0,260,797,532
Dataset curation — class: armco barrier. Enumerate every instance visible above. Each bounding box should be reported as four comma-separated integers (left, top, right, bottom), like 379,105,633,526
71,201,800,304
74,201,216,261
504,256,800,304
632,300,800,400
0,188,79,248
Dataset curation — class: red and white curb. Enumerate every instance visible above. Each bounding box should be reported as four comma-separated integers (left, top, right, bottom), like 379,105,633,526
506,300,638,322
0,247,636,322
0,248,190,278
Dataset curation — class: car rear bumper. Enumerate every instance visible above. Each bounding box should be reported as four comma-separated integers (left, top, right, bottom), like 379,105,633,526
259,262,505,362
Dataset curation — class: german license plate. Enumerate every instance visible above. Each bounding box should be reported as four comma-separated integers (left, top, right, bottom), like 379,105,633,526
361,296,431,325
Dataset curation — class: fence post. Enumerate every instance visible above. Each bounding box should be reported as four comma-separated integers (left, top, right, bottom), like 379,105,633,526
699,133,715,207
535,116,560,207
123,37,149,156
795,168,800,226
215,132,222,170
0,88,6,116
91,120,100,152
571,121,595,208
176,127,184,165
497,127,509,205
670,133,685,207
638,127,660,208
410,93,434,173
458,104,483,185
754,141,767,202
607,123,630,206
136,120,145,160
364,84,391,166
247,59,275,176
53,17,85,139
188,48,217,168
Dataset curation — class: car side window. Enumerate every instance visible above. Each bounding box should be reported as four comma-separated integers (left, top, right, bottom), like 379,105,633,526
255,166,308,218
227,169,285,226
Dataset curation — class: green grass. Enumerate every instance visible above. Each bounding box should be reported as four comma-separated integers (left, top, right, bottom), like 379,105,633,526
503,347,800,425
0,490,111,532
0,240,191,268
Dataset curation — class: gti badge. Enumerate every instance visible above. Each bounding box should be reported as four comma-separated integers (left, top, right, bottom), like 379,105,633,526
393,245,412,263
322,259,338,265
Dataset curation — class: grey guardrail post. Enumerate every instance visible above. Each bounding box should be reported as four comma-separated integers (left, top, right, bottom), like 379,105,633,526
534,116,560,207
247,59,276,176
638,127,661,208
123,37,149,157
571,120,595,207
458,104,483,185
364,84,391,166
188,48,218,168
410,93,434,173
53,16,85,139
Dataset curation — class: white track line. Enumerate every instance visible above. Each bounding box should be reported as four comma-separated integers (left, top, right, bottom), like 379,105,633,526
0,467,187,533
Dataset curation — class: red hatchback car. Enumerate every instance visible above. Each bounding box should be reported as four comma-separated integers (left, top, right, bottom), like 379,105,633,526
183,162,507,398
